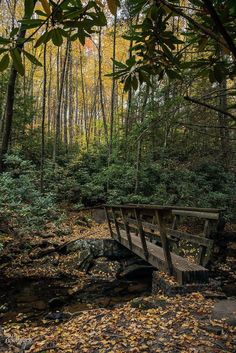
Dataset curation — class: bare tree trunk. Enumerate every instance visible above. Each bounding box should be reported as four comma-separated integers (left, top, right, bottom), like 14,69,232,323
134,86,149,193
53,39,70,164
47,51,52,134
75,59,79,126
218,78,230,169
98,28,108,145
109,14,117,157
40,41,47,193
0,24,29,171
79,45,89,149
63,58,69,147
68,43,73,146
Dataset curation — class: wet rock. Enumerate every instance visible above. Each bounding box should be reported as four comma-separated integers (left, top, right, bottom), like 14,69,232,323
64,250,94,272
29,246,56,260
130,297,167,310
19,338,34,350
118,263,154,280
89,258,120,276
203,291,227,300
48,297,67,309
60,238,132,259
45,311,72,320
211,300,236,326
32,300,47,310
91,208,106,224
222,282,236,297
128,282,148,293
202,325,222,335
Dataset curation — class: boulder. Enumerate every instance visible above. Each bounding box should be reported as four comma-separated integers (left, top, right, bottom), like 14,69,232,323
48,296,67,309
59,238,132,259
91,208,106,224
211,300,236,326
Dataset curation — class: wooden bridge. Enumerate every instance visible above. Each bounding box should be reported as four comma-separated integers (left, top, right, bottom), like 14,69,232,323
104,204,224,285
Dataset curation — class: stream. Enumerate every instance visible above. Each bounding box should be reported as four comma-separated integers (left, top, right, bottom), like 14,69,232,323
0,259,153,324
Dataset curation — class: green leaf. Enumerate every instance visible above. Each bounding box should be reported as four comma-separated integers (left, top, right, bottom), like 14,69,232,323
34,31,51,48
131,75,138,90
93,12,107,26
166,69,182,80
58,28,69,38
78,31,86,45
10,27,19,38
10,48,25,76
20,18,44,29
113,59,127,69
51,28,63,46
150,5,158,20
213,64,224,84
0,37,11,44
23,50,42,66
208,69,215,83
35,10,48,17
0,54,10,72
124,75,132,92
24,0,35,18
0,48,9,55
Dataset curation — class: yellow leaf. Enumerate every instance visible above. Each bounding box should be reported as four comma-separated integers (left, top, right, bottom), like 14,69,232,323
40,0,51,16
107,0,119,15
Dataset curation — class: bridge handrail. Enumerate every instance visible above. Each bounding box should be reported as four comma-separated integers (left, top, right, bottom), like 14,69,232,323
104,204,224,269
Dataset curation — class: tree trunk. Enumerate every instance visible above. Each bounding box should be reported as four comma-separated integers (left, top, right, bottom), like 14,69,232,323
40,41,47,193
53,39,70,164
68,43,73,146
218,78,230,169
0,18,30,172
98,28,108,145
109,13,117,159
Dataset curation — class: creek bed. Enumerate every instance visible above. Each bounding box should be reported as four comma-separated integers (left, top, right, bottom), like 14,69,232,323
0,260,153,324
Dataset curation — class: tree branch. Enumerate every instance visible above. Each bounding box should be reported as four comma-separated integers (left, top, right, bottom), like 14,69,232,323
184,96,236,122
157,0,233,56
202,0,236,60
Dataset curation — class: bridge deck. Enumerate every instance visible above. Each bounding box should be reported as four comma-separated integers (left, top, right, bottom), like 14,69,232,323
112,230,209,285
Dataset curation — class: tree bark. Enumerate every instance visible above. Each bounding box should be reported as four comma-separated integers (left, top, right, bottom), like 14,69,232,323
53,39,70,164
40,41,47,193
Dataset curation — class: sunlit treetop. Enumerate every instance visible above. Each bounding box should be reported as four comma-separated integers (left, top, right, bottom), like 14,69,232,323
0,0,236,92
0,0,120,75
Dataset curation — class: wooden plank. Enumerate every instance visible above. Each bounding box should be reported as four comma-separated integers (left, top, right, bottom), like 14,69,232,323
114,229,209,285
117,218,213,248
106,204,222,213
167,229,213,247
120,207,132,250
155,210,173,276
134,208,149,260
111,207,121,242
172,209,219,220
104,207,113,236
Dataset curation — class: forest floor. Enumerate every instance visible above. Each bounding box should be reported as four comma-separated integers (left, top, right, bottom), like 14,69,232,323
0,211,235,353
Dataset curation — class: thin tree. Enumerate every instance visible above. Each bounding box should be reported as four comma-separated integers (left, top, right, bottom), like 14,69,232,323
40,40,47,193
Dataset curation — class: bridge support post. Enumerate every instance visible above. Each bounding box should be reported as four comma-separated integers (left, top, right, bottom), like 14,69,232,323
134,208,149,260
155,210,173,275
111,208,121,242
120,208,133,250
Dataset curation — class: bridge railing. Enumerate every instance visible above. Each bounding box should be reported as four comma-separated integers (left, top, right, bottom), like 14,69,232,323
104,204,224,274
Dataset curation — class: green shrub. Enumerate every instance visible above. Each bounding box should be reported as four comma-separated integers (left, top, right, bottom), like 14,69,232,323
0,155,61,234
